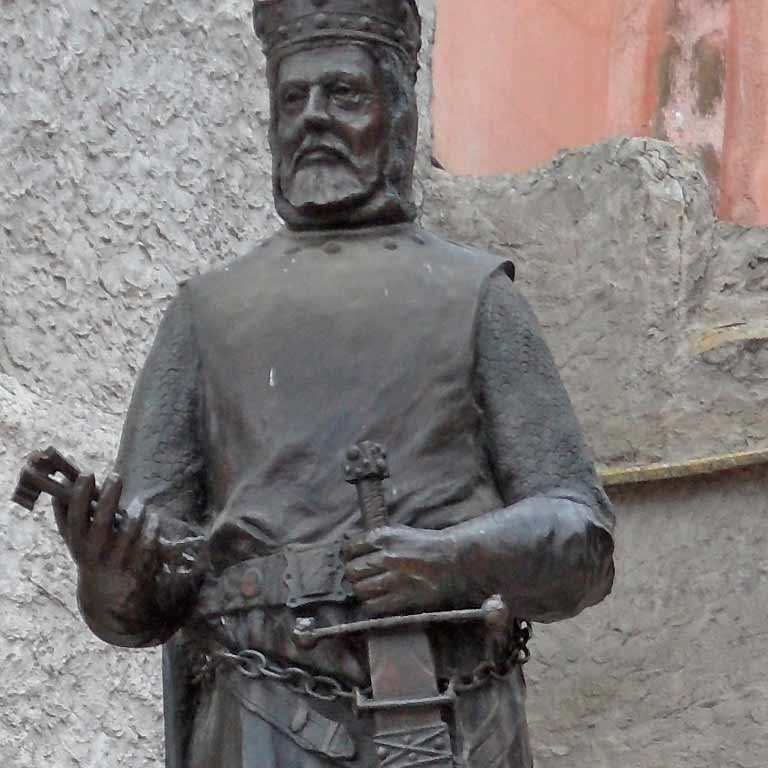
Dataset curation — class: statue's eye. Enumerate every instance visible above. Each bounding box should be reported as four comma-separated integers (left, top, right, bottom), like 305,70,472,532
280,87,307,111
330,83,367,109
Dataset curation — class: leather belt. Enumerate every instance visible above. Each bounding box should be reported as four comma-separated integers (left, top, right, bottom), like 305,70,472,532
197,540,355,616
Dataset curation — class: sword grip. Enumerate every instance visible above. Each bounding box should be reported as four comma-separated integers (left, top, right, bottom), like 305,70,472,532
344,442,391,531
356,479,389,531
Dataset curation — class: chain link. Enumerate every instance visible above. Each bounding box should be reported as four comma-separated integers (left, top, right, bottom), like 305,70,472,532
216,649,364,702
448,619,532,694
215,618,532,703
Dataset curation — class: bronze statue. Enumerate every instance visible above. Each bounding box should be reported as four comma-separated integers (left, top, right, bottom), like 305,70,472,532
13,2,615,766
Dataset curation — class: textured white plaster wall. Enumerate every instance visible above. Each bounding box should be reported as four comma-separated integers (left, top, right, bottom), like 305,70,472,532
2,1,768,767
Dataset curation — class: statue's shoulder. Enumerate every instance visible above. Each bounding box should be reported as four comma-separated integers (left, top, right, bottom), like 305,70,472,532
416,226,498,265
176,226,513,309
415,226,514,285
178,233,283,299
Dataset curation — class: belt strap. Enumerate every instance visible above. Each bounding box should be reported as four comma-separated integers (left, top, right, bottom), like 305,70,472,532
198,540,354,615
235,676,356,761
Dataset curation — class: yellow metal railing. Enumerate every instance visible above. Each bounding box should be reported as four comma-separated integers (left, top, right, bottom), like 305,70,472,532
599,448,768,487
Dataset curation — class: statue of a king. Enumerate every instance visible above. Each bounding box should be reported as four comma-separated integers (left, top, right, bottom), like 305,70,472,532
39,2,616,767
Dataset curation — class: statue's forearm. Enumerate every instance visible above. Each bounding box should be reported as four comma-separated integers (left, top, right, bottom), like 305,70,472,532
448,495,615,622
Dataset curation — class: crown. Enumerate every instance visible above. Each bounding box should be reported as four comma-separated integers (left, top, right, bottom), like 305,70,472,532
253,0,421,68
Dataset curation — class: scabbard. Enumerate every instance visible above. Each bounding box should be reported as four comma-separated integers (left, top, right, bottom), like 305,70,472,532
345,442,455,768
364,627,454,768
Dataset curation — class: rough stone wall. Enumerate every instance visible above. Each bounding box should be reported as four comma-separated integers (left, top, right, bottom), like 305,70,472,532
529,466,768,768
422,137,768,467
2,1,767,767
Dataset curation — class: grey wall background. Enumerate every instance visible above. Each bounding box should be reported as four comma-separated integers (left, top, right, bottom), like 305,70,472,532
2,1,767,766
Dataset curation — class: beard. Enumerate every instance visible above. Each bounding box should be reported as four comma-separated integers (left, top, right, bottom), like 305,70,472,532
280,149,380,211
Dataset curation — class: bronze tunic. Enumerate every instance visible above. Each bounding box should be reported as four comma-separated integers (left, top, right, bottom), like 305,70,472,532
112,222,615,768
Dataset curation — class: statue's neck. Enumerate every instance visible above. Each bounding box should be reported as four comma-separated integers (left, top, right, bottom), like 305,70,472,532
278,219,415,241
276,185,417,232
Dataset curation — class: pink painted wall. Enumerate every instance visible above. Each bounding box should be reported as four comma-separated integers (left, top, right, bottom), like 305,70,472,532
433,0,768,226
721,2,768,224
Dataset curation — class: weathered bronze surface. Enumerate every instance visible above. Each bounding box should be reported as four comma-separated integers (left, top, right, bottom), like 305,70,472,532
344,442,453,768
13,2,615,767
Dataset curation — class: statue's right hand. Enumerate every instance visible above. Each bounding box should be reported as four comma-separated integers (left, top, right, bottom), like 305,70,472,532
53,473,163,618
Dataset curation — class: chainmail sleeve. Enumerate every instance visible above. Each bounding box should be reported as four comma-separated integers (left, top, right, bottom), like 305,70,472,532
116,286,207,528
86,286,208,647
450,262,615,623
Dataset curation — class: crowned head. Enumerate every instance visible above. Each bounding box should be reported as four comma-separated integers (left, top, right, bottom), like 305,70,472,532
253,0,422,230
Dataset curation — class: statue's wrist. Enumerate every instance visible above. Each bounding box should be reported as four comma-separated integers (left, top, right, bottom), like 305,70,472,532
444,523,499,608
442,529,477,607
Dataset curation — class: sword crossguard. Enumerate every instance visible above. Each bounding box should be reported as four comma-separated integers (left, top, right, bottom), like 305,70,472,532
292,595,510,650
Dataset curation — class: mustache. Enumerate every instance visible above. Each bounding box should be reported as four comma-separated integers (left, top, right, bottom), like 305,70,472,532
290,138,354,168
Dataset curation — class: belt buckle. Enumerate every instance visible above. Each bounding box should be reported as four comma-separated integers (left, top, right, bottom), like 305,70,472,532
284,541,353,609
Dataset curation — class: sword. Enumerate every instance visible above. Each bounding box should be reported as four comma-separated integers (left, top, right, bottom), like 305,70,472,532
343,441,456,768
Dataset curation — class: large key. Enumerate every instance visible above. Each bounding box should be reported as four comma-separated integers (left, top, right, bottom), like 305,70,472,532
12,446,103,514
12,445,206,565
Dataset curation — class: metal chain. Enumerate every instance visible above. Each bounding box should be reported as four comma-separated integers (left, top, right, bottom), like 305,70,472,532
516,618,533,661
215,619,532,703
215,649,365,702
446,619,533,693
449,619,533,694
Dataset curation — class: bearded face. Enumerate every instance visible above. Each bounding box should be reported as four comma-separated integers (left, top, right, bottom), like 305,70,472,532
272,45,389,216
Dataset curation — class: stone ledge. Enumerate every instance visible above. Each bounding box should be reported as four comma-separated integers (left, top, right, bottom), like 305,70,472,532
600,447,768,487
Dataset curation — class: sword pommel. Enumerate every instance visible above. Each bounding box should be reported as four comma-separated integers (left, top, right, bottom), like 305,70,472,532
343,442,389,483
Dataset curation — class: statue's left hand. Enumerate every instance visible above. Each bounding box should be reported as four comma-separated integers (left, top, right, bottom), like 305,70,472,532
343,525,459,616
53,473,201,644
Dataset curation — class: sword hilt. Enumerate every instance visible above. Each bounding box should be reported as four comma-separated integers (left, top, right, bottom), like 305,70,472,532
343,442,390,531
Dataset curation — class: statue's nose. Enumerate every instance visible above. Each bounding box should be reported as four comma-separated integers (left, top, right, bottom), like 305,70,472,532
301,86,332,129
